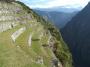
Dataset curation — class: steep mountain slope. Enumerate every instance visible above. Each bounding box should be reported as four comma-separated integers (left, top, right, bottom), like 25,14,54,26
61,2,90,67
0,0,72,67
34,10,78,28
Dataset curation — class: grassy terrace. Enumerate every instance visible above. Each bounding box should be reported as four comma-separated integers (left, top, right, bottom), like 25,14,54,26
0,20,54,67
15,21,54,67
0,25,30,67
0,1,72,67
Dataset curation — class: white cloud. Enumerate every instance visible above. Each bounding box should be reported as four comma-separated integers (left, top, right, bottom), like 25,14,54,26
29,0,90,8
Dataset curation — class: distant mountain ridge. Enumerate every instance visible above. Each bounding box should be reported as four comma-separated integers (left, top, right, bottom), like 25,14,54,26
34,9,78,28
34,6,81,13
61,2,90,67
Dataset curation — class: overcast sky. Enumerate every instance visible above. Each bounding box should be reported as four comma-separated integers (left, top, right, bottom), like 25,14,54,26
19,0,90,8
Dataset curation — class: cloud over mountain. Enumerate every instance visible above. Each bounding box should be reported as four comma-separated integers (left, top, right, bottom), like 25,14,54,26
20,0,90,8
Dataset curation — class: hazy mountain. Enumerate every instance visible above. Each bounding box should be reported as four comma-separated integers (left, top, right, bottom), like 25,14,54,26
34,9,78,28
61,2,90,67
35,6,81,13
0,0,72,67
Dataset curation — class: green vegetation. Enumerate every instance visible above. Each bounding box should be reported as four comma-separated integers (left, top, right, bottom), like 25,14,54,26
0,1,72,67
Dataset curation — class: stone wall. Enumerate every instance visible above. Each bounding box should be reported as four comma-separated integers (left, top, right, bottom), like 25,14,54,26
0,0,15,2
0,22,18,32
0,2,32,33
0,2,20,32
11,27,26,42
0,1,33,44
28,34,32,47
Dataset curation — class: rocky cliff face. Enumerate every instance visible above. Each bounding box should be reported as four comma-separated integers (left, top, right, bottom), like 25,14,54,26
0,1,72,67
61,2,90,67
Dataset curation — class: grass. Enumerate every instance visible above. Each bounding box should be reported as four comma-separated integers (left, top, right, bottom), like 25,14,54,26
12,21,54,67
0,25,33,67
0,1,72,67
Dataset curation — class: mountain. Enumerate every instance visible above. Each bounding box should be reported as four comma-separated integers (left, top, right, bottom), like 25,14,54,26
61,2,90,67
34,9,78,28
0,0,72,67
35,6,81,13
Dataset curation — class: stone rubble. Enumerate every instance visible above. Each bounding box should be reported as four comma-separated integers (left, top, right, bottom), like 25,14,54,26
36,56,43,64
51,58,63,67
